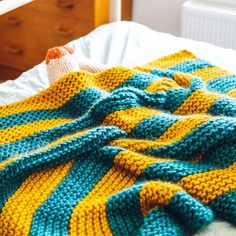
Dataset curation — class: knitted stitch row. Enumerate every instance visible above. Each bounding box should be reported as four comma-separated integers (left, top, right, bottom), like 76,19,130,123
0,50,235,236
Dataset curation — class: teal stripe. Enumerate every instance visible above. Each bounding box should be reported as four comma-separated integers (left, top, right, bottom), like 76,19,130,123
207,75,236,93
139,207,188,236
130,114,180,140
0,126,126,187
106,184,143,236
168,191,214,234
146,117,236,160
168,59,212,73
1,109,71,129
0,113,95,161
151,68,175,78
30,146,122,236
201,141,236,167
140,161,213,183
209,97,236,117
0,175,27,213
119,72,158,90
209,190,236,225
163,88,191,113
0,88,104,129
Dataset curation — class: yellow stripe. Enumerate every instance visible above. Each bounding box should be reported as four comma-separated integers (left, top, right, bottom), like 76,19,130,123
0,72,91,117
178,162,236,204
111,139,160,152
1,118,72,145
114,150,173,176
0,68,135,117
157,115,211,144
134,66,152,73
191,66,230,83
69,160,135,235
0,161,73,236
173,72,192,88
146,77,179,93
0,129,89,171
140,181,182,215
227,162,236,171
111,115,211,152
174,89,222,115
146,50,196,69
228,89,236,98
93,66,136,91
69,150,168,235
103,107,160,133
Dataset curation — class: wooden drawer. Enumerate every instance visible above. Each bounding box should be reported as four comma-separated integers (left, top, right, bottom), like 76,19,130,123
0,8,93,69
0,8,94,44
0,38,45,70
25,0,94,21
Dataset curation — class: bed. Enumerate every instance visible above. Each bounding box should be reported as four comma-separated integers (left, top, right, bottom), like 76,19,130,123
0,21,236,236
1,21,236,105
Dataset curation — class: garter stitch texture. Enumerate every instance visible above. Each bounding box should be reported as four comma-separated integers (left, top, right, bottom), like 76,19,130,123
0,50,236,236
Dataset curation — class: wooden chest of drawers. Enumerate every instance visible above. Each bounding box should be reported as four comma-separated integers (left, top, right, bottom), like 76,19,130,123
0,0,109,73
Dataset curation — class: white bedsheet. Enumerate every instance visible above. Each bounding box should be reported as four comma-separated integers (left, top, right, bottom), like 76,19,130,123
0,21,235,236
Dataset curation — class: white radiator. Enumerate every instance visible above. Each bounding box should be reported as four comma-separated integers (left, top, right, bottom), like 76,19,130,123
180,0,236,50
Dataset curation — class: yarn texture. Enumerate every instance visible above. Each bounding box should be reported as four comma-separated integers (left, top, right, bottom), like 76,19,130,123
0,50,236,236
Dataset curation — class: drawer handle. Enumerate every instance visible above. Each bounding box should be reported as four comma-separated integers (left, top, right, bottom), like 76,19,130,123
56,26,73,37
6,45,23,55
6,16,22,26
57,0,75,8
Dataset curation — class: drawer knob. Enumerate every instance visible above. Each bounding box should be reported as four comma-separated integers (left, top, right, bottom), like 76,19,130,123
57,0,75,8
6,45,23,55
6,16,22,26
56,26,73,37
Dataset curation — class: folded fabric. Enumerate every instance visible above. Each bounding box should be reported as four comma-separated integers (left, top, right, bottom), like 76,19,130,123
0,50,235,236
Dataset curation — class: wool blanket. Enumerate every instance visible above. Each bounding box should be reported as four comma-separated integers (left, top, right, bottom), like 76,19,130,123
0,50,236,236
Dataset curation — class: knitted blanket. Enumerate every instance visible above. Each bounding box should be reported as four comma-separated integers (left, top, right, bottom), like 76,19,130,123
0,50,236,236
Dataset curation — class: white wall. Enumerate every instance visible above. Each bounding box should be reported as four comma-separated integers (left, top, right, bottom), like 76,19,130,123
132,0,188,36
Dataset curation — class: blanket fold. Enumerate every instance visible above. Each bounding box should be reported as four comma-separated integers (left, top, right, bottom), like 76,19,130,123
0,50,236,236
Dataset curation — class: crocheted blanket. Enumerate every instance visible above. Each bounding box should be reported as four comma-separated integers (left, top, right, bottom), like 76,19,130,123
0,50,236,236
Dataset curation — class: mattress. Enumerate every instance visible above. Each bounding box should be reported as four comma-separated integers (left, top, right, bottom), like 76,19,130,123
0,21,236,236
